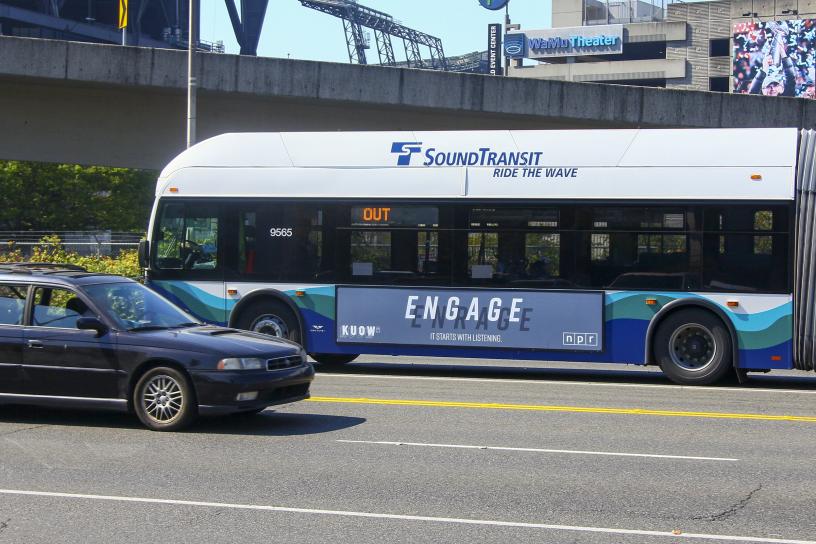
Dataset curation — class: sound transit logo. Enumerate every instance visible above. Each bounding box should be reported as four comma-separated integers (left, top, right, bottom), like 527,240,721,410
390,142,423,166
390,142,543,168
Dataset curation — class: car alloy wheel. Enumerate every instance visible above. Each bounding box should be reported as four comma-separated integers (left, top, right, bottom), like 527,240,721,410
142,374,184,423
133,367,197,431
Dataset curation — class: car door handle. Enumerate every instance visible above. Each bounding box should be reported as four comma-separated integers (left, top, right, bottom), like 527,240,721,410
27,340,44,349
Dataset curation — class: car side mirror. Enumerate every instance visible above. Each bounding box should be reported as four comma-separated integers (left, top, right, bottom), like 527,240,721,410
138,240,150,268
77,317,108,337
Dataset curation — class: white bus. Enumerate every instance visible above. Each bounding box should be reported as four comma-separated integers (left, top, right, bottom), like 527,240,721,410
140,128,816,385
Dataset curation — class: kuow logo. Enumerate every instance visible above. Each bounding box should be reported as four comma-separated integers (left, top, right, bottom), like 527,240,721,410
340,324,380,338
390,141,423,166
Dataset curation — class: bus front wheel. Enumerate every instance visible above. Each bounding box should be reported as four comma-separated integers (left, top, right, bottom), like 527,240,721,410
236,300,301,344
310,354,359,366
653,308,733,386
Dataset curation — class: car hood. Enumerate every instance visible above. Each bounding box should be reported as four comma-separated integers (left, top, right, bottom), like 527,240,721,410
118,325,302,357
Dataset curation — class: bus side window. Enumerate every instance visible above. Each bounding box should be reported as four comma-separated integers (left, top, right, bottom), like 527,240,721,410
239,212,257,274
344,205,449,285
236,203,329,282
701,206,788,292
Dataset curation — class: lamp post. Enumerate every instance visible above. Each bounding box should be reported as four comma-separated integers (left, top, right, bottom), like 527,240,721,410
186,0,196,148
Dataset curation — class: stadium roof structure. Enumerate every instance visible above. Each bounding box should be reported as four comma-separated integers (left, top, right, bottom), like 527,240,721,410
299,0,448,70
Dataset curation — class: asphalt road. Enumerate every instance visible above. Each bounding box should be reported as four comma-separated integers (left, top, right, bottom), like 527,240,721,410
0,357,815,544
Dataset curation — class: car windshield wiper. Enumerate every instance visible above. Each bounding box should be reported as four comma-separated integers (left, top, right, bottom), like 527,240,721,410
172,322,202,328
127,325,170,332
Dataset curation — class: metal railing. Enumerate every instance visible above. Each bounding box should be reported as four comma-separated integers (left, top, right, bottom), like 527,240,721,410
583,0,688,25
0,231,143,256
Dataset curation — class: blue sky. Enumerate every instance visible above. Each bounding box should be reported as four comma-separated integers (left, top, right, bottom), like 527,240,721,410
199,0,552,62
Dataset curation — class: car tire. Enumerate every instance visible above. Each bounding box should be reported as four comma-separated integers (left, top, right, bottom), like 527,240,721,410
310,354,359,366
654,309,733,386
235,300,301,344
133,367,197,431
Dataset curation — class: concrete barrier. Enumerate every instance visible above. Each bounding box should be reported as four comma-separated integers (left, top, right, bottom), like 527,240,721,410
0,35,813,169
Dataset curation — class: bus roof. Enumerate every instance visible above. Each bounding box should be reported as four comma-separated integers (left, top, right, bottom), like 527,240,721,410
157,128,798,201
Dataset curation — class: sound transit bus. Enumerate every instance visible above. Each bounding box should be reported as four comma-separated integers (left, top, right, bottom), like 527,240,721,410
139,128,816,386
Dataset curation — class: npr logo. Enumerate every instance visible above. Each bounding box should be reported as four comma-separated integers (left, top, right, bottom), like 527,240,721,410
562,332,599,347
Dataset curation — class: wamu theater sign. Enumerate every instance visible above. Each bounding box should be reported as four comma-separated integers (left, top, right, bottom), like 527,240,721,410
505,24,623,59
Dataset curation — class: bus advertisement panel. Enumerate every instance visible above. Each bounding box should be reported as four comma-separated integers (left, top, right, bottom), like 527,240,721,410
335,287,603,351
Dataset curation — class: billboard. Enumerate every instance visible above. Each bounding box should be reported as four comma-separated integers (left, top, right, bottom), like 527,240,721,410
336,286,604,351
733,20,816,98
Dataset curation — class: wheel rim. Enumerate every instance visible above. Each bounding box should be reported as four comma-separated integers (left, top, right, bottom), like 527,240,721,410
142,374,184,423
668,323,717,372
250,314,288,338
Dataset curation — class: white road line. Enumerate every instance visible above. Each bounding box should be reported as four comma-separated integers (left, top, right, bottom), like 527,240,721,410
318,372,816,395
337,440,739,462
0,488,809,544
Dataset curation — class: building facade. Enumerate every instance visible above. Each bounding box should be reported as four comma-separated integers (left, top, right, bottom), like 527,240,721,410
507,0,816,93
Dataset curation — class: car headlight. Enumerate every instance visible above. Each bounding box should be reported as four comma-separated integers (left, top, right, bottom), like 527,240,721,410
216,357,265,370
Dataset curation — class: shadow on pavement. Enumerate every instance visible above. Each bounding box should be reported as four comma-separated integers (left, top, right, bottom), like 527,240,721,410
193,411,366,436
315,360,816,390
0,404,366,436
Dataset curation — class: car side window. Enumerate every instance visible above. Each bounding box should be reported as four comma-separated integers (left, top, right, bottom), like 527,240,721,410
32,287,91,329
0,284,27,325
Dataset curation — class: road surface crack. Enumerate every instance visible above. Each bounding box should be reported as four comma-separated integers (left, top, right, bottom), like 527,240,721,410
692,484,762,522
0,424,49,437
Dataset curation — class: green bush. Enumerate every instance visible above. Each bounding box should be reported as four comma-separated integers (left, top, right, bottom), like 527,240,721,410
0,235,143,279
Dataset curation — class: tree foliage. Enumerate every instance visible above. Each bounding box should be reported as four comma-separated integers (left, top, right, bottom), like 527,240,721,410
0,161,156,231
0,236,141,279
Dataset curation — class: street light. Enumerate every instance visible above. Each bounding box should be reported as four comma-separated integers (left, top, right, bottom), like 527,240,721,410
187,0,196,148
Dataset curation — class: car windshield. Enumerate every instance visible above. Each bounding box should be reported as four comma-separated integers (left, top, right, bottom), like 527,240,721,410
82,282,200,331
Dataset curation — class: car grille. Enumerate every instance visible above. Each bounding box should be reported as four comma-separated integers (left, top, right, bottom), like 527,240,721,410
259,383,310,402
267,355,303,371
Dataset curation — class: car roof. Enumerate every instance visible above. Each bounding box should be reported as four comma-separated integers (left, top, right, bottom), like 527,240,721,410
0,264,135,287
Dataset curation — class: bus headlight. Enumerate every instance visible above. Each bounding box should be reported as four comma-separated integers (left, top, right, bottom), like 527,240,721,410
216,358,265,370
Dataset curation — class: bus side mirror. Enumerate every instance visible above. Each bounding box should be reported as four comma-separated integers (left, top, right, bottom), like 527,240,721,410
138,240,150,268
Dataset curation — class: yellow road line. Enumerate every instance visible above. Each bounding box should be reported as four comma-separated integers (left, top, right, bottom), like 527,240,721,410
307,396,816,422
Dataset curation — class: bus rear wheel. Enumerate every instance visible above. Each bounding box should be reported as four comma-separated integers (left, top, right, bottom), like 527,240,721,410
311,354,359,366
235,300,301,344
654,308,733,386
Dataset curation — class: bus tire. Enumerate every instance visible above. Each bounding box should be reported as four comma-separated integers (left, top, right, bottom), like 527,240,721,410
235,299,301,344
311,354,359,366
653,308,733,386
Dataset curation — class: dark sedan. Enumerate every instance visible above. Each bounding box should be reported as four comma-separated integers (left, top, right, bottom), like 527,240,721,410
0,264,314,431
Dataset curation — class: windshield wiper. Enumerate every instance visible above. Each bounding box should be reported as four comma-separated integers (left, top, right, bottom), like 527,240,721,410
127,325,170,332
173,322,202,328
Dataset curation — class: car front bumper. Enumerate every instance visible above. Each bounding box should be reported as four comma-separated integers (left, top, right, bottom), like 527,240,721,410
191,363,315,415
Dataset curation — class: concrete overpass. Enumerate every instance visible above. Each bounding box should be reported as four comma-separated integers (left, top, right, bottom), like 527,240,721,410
1,35,815,170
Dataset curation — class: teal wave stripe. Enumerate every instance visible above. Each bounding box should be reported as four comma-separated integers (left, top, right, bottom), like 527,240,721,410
285,286,336,319
737,315,793,349
152,280,226,323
